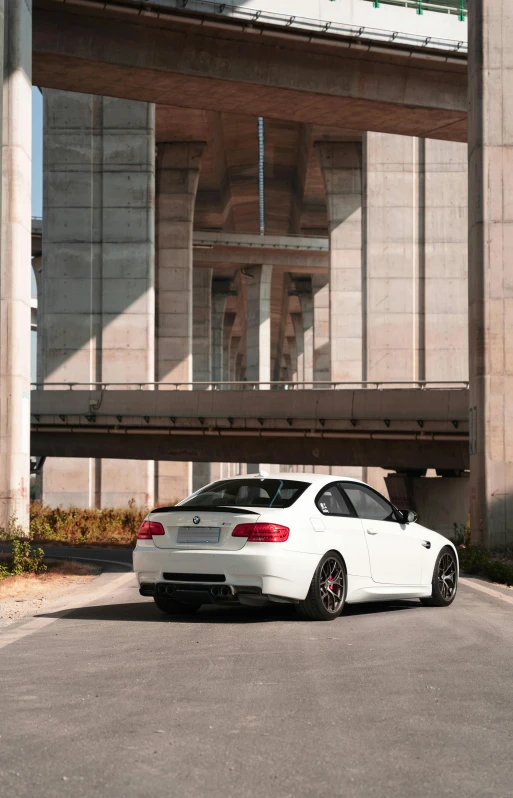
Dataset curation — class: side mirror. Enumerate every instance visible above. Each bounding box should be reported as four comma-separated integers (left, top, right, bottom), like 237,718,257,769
402,510,418,524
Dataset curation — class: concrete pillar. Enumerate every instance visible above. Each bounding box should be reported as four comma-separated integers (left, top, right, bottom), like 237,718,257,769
468,0,513,547
192,268,212,492
211,292,226,384
298,291,313,386
291,313,304,382
193,268,212,386
312,274,330,382
42,91,155,508
155,142,204,501
423,139,468,382
223,312,236,382
386,473,469,541
0,0,32,534
244,265,272,383
364,133,419,382
317,142,363,383
363,133,467,383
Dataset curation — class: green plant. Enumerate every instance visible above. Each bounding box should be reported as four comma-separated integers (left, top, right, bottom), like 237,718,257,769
10,539,47,576
451,522,465,546
0,515,27,541
458,544,513,587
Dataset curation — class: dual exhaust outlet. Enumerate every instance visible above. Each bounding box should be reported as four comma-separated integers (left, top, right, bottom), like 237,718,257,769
211,585,236,599
155,583,236,599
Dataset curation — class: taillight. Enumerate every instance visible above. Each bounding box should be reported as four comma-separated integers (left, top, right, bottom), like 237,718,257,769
232,523,289,542
137,520,165,540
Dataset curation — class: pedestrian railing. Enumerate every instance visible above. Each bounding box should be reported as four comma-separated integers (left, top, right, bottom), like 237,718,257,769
31,381,469,392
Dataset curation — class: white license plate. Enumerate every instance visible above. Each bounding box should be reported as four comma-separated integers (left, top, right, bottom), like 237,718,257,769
177,527,221,544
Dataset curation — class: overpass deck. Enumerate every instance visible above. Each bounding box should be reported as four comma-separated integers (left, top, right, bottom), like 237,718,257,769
31,384,470,471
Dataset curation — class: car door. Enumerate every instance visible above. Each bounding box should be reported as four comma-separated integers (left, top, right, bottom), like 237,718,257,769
314,483,370,578
339,482,422,586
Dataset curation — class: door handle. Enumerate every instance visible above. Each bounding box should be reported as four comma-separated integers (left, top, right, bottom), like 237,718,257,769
366,528,379,535
422,540,431,549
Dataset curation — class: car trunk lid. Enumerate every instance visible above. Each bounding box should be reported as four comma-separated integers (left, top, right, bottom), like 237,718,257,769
149,507,260,551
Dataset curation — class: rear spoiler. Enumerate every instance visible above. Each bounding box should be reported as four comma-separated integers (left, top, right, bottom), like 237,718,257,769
149,505,260,515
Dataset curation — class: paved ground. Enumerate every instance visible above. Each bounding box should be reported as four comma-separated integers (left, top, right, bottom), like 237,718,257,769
0,571,512,798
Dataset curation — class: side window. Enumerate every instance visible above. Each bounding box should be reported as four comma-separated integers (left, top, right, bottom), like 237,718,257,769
316,485,353,517
341,484,397,523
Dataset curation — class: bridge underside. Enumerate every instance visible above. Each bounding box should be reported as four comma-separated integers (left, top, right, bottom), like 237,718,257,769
31,431,468,472
33,0,467,141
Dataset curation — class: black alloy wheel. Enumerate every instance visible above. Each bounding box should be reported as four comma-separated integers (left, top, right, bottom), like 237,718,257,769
420,546,458,607
296,551,346,621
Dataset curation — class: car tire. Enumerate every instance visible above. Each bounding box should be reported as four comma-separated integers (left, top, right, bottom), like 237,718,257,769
154,595,201,615
420,545,458,607
296,551,346,621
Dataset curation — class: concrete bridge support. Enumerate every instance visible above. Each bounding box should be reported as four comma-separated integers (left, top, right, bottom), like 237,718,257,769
192,267,212,492
318,142,364,384
318,142,363,480
155,141,204,501
41,90,155,508
468,0,513,547
0,0,32,534
245,265,272,384
364,132,468,383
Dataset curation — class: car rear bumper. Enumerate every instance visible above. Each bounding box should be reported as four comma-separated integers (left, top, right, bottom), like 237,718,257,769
133,545,317,601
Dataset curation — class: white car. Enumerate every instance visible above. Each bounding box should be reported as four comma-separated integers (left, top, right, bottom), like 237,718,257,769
133,473,458,621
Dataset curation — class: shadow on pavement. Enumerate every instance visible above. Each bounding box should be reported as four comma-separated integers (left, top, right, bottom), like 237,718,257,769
41,599,421,624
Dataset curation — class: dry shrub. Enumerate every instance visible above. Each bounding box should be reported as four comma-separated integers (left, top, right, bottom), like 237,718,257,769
29,500,149,547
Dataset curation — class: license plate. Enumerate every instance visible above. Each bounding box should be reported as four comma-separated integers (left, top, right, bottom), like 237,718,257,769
177,527,220,544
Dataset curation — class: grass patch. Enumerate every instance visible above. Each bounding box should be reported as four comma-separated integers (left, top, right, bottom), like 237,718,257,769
0,558,100,604
458,544,513,587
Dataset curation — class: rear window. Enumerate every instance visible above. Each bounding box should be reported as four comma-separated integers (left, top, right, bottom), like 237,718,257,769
180,479,309,510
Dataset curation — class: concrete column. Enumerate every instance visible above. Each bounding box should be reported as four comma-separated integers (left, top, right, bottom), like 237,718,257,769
42,91,155,508
312,274,330,382
468,0,513,547
193,268,212,385
363,133,467,383
423,139,468,382
192,268,212,492
244,265,272,384
155,142,204,501
317,142,363,383
364,133,419,382
223,313,236,383
298,291,313,386
291,313,304,382
0,0,32,534
286,335,298,383
211,292,226,384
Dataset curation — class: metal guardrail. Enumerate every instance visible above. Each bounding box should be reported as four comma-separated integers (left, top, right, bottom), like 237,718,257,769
32,381,469,391
365,1,466,20
120,0,468,53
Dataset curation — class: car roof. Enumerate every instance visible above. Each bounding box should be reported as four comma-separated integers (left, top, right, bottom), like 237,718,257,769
227,472,365,486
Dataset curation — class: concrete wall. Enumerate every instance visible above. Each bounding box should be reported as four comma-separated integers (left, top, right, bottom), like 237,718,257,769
41,90,155,508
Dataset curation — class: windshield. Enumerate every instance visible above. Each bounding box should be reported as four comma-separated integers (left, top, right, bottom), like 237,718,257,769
179,478,309,510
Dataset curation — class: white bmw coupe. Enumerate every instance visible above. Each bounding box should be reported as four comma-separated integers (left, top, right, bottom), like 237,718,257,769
133,473,459,621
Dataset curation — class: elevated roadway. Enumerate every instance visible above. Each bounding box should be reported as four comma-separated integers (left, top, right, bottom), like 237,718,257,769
31,384,469,471
33,0,467,141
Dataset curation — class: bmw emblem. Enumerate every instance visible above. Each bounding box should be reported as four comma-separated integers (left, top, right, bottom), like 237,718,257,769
193,516,200,525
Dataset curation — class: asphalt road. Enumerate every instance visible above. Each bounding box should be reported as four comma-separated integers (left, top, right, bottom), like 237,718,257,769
1,574,512,798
